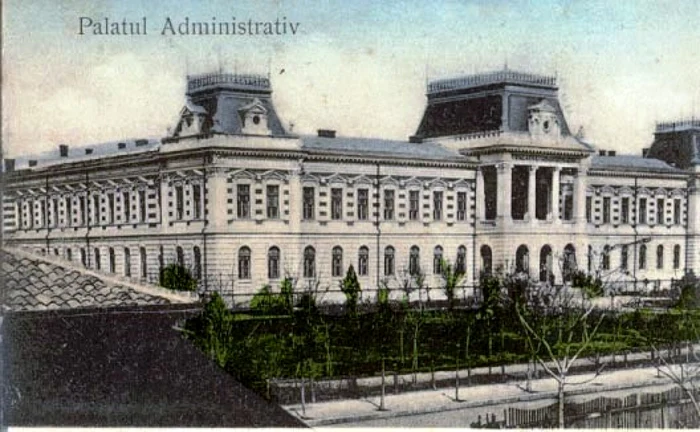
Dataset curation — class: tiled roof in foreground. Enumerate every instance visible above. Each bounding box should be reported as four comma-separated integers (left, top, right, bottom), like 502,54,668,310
1,248,197,312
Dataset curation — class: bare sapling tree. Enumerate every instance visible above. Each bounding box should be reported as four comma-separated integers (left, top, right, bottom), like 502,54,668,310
514,275,608,428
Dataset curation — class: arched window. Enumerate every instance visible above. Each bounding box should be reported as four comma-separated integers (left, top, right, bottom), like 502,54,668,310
433,246,443,274
80,248,87,267
303,246,316,278
657,245,664,269
384,246,395,276
601,245,611,271
238,246,251,279
193,246,202,279
332,246,343,277
108,247,116,273
620,245,629,271
268,246,280,279
94,248,101,270
515,245,529,274
639,244,647,270
480,245,492,276
358,246,369,276
409,245,420,276
140,247,147,279
674,245,681,270
540,245,554,282
176,246,184,267
66,248,72,262
124,248,131,277
563,244,577,282
456,246,467,275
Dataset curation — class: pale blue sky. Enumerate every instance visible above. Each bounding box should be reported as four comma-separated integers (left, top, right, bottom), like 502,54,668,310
3,0,699,157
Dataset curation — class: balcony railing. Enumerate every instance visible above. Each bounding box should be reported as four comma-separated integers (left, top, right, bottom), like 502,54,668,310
655,118,700,133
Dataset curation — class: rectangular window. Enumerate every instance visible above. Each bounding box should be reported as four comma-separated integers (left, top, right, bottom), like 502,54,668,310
65,197,72,226
139,190,147,222
93,195,100,225
175,186,184,220
266,185,279,219
237,184,250,218
657,198,665,224
28,200,34,228
17,201,23,228
303,187,315,220
409,190,420,220
639,198,647,224
357,189,369,220
331,188,343,220
457,191,467,221
674,199,681,225
107,193,115,223
433,191,443,220
39,200,46,227
52,198,59,227
192,184,202,219
563,194,573,220
79,196,86,226
602,197,611,224
384,190,395,220
123,192,130,223
621,197,629,224
585,196,592,223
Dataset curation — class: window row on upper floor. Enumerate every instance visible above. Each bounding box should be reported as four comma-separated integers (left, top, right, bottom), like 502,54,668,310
585,194,686,227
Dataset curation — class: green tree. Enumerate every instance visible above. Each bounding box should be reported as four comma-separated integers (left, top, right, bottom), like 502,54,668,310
676,271,700,309
250,285,286,315
186,292,235,367
340,265,361,317
160,263,198,292
441,258,465,311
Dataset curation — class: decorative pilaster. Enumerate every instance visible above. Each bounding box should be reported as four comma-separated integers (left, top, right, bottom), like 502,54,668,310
206,167,228,230
574,168,588,226
475,167,485,221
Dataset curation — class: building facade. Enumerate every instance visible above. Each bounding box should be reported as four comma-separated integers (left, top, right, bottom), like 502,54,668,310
3,70,699,302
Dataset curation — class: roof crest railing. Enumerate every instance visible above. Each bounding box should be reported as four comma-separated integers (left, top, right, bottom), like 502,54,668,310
427,70,557,93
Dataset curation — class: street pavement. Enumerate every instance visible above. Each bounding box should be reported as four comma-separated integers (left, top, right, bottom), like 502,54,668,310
285,364,692,427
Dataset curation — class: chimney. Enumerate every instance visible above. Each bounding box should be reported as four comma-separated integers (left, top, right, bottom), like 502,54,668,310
409,135,423,144
85,148,94,155
117,142,127,150
4,159,15,172
28,160,38,167
598,150,607,156
608,150,616,156
642,148,650,158
59,144,69,157
317,129,336,138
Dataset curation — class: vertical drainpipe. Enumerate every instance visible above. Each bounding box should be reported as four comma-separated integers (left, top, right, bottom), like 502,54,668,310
202,156,209,294
85,170,91,268
632,175,638,290
375,162,381,292
45,173,50,253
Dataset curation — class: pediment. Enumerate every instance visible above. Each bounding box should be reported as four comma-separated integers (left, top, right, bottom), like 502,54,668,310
239,98,268,114
528,99,557,113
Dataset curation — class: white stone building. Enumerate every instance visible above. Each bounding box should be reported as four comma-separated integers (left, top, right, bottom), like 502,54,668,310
2,70,699,302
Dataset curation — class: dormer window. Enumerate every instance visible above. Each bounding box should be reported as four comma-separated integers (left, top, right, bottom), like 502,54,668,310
528,99,561,138
239,98,270,135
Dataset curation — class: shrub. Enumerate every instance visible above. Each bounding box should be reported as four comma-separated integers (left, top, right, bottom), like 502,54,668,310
676,271,700,309
250,285,287,315
159,263,197,292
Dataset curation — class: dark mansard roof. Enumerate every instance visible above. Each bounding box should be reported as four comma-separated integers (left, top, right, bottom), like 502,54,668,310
300,135,465,161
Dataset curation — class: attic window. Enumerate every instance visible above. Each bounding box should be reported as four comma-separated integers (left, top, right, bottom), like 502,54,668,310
253,115,261,125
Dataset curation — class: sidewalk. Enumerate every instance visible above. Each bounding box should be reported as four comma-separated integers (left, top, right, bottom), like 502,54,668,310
285,364,693,427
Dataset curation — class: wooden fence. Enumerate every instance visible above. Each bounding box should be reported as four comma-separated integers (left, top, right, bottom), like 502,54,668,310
502,387,700,428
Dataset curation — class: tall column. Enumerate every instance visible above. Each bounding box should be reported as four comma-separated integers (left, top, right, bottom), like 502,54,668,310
551,167,561,222
496,162,512,224
573,168,588,226
528,166,537,222
159,174,170,228
475,167,484,221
